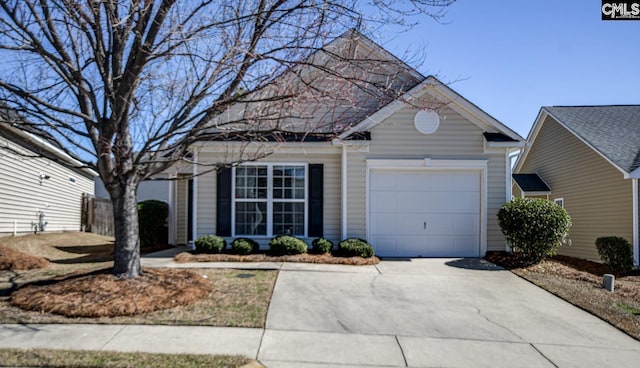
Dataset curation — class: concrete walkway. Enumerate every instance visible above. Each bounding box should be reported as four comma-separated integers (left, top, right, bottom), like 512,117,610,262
1,251,640,367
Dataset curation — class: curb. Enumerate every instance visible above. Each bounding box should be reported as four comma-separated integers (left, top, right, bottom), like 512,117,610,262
239,361,266,368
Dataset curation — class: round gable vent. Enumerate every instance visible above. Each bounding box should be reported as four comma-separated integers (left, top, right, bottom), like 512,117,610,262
414,109,440,134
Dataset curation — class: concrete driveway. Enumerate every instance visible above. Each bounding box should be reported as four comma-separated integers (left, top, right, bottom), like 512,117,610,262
260,258,640,367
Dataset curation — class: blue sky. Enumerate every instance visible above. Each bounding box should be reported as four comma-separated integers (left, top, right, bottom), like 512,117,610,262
375,1,639,138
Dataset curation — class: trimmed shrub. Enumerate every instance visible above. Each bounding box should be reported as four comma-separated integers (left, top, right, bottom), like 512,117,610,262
194,235,226,254
336,238,374,258
497,198,571,264
137,200,169,247
231,237,260,255
596,236,634,273
311,237,333,254
269,235,308,256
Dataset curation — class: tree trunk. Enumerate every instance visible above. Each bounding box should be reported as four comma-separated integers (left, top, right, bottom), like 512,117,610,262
111,180,142,278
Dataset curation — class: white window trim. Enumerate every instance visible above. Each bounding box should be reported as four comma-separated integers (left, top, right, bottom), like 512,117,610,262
554,198,564,208
231,163,308,238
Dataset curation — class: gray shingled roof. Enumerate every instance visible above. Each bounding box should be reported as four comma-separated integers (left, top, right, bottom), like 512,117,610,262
544,105,640,174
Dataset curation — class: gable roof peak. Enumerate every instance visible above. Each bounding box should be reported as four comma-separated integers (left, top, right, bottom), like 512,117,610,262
526,105,640,175
326,28,424,81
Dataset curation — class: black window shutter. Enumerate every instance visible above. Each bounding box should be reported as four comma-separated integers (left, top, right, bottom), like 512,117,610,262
308,164,323,237
216,169,232,236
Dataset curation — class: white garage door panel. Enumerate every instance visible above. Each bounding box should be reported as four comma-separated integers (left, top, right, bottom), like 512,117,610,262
426,214,479,235
369,170,481,258
373,236,426,257
371,191,479,213
370,171,478,191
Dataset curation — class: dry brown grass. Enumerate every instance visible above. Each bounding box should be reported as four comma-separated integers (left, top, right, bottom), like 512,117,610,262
486,252,640,340
1,269,277,327
11,268,211,317
0,233,277,327
175,251,380,265
0,245,49,270
0,348,251,368
0,233,115,297
0,232,115,263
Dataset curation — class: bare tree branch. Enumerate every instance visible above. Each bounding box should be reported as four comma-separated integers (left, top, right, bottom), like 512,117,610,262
0,0,454,278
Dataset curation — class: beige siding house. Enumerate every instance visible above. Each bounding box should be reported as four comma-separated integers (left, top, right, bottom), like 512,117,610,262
514,106,640,265
0,120,95,236
173,30,524,257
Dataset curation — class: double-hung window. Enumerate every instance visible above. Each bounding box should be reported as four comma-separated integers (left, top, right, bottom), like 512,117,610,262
233,163,307,237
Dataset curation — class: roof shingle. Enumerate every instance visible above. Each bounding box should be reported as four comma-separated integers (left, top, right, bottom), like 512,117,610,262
544,105,640,173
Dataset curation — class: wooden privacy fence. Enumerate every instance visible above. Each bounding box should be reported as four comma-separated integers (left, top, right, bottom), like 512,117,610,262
82,193,114,237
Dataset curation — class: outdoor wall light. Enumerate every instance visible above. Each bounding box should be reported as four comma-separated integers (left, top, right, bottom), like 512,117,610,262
39,173,51,185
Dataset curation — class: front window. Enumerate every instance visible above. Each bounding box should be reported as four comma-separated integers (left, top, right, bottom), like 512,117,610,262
233,164,307,237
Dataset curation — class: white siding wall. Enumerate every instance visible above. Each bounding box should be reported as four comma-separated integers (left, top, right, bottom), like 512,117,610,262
196,164,216,238
0,138,94,235
347,105,509,252
95,176,170,203
346,151,367,238
175,178,188,245
487,153,507,248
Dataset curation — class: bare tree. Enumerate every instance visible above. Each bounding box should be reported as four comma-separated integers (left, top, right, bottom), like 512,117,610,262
0,0,454,278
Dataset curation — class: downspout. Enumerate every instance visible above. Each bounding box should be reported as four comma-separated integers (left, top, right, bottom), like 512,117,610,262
341,144,348,240
633,178,639,266
192,151,199,247
505,149,512,202
505,149,512,251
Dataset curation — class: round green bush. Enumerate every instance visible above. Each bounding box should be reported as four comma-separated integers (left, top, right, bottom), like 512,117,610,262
269,235,308,256
497,198,571,264
311,237,333,254
194,235,226,254
596,236,634,273
231,237,260,255
336,238,374,258
137,200,169,247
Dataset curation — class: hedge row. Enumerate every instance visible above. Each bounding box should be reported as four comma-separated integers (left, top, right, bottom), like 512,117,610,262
193,235,375,258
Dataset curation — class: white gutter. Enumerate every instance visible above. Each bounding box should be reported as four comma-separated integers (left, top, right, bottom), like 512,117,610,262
341,144,348,240
633,179,639,266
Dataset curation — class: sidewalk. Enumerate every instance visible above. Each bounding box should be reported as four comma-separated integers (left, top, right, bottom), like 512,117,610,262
0,324,263,358
3,252,640,367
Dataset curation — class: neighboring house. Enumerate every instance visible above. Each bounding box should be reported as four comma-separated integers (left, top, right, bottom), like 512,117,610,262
169,30,524,257
0,117,96,236
513,105,640,265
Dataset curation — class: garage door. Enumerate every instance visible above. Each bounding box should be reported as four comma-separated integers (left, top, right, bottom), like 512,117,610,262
369,170,481,257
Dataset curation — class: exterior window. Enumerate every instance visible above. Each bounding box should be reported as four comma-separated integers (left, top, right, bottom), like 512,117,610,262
233,164,307,237
554,198,564,208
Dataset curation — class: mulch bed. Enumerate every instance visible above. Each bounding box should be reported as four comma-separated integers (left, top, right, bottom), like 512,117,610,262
174,252,380,265
0,246,49,270
10,268,211,318
485,251,640,277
